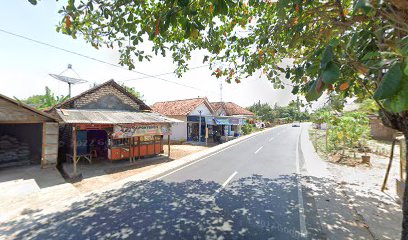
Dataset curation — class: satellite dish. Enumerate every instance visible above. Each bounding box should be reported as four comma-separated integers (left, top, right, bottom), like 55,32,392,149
50,64,87,97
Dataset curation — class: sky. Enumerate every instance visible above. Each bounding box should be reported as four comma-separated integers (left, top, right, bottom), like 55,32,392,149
0,1,322,108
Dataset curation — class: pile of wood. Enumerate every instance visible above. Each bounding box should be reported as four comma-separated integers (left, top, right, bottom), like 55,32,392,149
0,135,31,168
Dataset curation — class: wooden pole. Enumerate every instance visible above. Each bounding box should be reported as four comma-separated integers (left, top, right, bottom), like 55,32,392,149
138,136,141,160
129,137,132,163
167,135,171,159
382,139,397,191
154,135,157,155
73,125,77,175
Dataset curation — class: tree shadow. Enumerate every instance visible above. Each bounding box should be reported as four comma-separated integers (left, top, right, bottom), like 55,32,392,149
0,174,400,239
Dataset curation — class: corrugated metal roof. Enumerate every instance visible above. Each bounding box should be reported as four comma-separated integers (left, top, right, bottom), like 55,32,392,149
56,109,182,124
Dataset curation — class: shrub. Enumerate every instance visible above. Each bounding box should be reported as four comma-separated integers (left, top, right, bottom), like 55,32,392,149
242,123,255,135
328,112,370,152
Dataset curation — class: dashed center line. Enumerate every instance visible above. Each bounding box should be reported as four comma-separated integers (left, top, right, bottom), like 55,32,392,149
268,137,274,142
214,171,238,196
254,146,263,154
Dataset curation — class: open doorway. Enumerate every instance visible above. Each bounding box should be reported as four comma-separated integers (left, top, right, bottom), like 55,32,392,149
87,130,108,159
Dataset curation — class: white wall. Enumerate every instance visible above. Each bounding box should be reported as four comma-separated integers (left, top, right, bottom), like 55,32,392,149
170,116,187,141
189,103,212,116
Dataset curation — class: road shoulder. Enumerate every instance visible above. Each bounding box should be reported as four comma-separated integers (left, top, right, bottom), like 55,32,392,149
300,123,401,240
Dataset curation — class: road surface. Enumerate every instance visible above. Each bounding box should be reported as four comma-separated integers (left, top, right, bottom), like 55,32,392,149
7,124,326,239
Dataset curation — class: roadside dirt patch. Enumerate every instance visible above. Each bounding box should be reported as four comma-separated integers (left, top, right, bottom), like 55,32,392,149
163,144,209,160
73,144,209,193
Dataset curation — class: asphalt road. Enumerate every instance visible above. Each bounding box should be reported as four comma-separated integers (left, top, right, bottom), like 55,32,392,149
7,124,325,240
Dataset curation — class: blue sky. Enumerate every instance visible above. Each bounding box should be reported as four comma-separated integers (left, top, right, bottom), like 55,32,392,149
0,1,304,107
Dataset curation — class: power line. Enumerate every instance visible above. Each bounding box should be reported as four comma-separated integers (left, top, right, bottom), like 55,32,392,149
0,28,214,93
121,64,209,82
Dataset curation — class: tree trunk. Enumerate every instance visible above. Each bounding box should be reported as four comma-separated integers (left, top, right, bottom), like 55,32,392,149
379,110,408,239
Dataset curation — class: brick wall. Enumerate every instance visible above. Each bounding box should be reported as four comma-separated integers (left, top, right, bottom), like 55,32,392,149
72,85,140,110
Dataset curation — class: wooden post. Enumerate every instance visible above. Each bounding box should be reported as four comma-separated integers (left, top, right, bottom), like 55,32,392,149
129,137,132,163
154,136,157,155
73,125,77,175
167,135,171,159
138,136,141,160
41,122,46,167
382,139,397,191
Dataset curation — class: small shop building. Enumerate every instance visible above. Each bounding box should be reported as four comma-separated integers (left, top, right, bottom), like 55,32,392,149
152,97,215,142
0,94,58,169
47,80,179,173
152,98,254,143
210,102,254,139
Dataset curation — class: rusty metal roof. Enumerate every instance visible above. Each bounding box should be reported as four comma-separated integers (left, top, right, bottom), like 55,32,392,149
56,109,182,124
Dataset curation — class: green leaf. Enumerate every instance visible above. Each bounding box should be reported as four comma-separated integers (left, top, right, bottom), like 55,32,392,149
320,46,333,69
28,0,37,5
383,78,408,112
404,62,408,76
374,63,403,100
322,62,340,84
305,81,323,101
353,0,373,14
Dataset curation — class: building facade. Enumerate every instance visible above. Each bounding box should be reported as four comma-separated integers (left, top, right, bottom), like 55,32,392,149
47,80,178,173
152,98,254,143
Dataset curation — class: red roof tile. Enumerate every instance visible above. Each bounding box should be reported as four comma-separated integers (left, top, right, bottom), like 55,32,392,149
211,102,254,116
152,98,214,116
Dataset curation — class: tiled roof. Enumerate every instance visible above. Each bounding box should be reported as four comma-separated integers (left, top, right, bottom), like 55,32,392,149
211,102,254,116
152,98,214,116
56,109,182,124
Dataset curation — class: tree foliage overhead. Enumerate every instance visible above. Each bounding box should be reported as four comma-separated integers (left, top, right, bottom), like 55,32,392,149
38,0,408,119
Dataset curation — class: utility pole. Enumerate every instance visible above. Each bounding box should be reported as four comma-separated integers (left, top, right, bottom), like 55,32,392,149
198,110,202,143
220,80,223,102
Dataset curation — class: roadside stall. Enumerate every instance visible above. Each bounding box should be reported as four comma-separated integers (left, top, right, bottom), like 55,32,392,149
47,80,180,175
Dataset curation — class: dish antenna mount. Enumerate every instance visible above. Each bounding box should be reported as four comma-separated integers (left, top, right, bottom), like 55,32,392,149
49,64,87,97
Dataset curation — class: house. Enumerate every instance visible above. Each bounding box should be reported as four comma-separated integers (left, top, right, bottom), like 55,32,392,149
210,102,254,136
46,79,179,174
152,98,254,143
0,94,58,169
152,97,214,142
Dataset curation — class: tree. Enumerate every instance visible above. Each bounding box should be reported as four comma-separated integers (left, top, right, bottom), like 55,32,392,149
30,0,408,236
121,83,145,101
20,87,68,110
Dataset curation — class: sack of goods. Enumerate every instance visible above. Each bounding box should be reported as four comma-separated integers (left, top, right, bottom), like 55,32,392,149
0,135,31,167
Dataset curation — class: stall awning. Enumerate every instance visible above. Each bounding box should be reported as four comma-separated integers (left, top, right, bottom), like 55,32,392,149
56,109,182,124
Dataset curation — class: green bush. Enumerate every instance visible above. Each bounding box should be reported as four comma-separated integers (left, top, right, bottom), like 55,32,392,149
242,123,255,135
328,112,370,152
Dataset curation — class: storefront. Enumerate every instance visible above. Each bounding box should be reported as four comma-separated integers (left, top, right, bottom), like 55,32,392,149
187,116,214,142
72,123,171,161
213,117,246,141
46,80,180,174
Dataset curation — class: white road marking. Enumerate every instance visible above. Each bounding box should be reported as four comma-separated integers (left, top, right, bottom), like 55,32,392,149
296,127,308,238
254,146,263,154
154,130,272,180
214,171,238,195
268,137,274,142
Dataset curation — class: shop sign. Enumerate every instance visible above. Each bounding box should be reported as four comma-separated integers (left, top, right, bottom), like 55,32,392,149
229,118,240,125
214,118,231,125
112,125,171,138
187,116,206,123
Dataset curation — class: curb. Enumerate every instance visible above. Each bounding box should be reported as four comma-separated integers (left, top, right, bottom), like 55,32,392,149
95,125,286,193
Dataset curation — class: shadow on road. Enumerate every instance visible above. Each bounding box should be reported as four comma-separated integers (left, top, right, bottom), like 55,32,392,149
0,174,399,239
